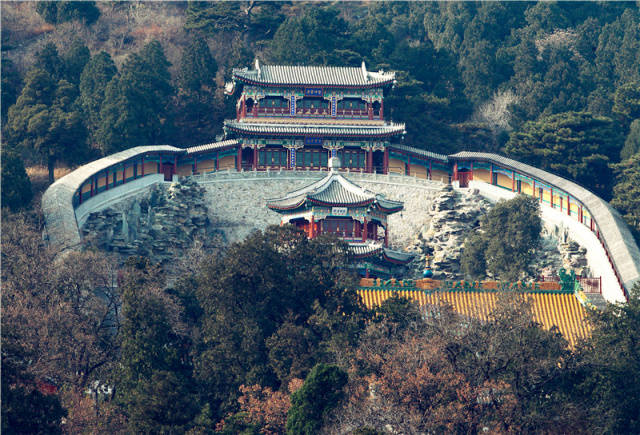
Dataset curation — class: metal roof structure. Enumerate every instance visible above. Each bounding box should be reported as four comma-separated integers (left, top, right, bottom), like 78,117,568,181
42,145,184,252
232,60,395,88
224,120,406,138
266,165,404,211
450,151,640,294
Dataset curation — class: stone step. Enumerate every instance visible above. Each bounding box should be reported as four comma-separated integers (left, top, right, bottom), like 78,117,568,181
585,292,607,310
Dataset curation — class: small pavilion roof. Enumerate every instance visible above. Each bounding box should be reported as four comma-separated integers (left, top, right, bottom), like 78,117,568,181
266,168,403,212
350,242,414,265
232,60,395,89
224,120,405,139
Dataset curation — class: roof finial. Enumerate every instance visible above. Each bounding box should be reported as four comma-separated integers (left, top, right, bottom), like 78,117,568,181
361,60,368,81
255,58,261,79
329,156,341,172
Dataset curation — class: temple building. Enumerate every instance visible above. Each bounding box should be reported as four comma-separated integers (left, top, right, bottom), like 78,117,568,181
266,157,414,277
224,60,407,173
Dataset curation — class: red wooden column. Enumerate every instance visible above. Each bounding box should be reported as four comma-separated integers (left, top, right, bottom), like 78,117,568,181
379,100,384,120
384,225,389,247
367,148,373,173
368,102,373,120
122,164,126,184
489,164,494,185
567,196,571,216
511,170,515,192
532,179,536,198
252,146,258,171
105,171,109,191
141,156,145,176
383,148,389,174
550,188,554,208
236,145,242,171
253,99,259,117
407,155,411,176
453,162,458,181
362,218,368,242
309,215,315,238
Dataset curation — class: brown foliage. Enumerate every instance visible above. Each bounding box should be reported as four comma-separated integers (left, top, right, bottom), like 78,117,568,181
235,379,303,435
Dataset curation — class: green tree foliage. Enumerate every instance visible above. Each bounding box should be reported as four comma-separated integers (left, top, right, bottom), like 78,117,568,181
1,340,67,435
79,51,117,143
504,111,622,199
573,283,640,433
1,58,22,122
173,35,220,145
373,294,422,332
6,69,87,183
116,257,199,433
461,196,541,281
621,119,640,160
286,363,348,435
193,225,362,419
97,40,173,154
185,2,246,34
611,153,640,237
269,8,351,65
1,152,33,211
34,43,64,81
62,40,91,85
612,82,640,126
36,1,100,25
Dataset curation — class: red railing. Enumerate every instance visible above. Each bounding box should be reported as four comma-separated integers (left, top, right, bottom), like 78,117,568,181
578,277,602,294
255,107,289,115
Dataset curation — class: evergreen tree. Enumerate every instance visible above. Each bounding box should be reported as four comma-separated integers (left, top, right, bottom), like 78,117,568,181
173,35,220,145
621,119,640,160
36,1,100,25
62,40,91,85
504,112,622,199
1,58,22,122
79,51,117,142
286,363,348,435
33,43,64,82
6,69,87,183
96,41,173,154
116,258,199,433
611,153,640,238
1,152,33,211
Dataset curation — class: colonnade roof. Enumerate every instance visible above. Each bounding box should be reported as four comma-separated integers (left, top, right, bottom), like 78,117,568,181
450,151,640,293
224,120,406,138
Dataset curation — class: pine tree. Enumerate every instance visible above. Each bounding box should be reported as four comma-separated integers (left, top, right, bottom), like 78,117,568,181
62,40,91,85
1,152,33,211
6,69,87,183
96,41,173,154
79,51,117,142
116,258,199,433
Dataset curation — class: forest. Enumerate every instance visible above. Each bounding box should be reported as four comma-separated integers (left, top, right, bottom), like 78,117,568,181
2,2,640,433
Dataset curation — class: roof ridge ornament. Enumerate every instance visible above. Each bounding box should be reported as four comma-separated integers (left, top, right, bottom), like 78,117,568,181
255,58,261,79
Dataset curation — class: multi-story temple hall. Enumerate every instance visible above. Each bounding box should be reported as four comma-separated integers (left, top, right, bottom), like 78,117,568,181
266,157,413,277
224,59,410,173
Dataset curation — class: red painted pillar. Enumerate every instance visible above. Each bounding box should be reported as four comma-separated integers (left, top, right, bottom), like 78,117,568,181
512,170,515,192
367,148,373,173
550,188,554,208
567,196,571,216
489,164,494,185
379,100,384,120
368,102,373,120
310,215,315,238
253,146,258,171
105,171,109,191
532,179,536,198
237,145,242,171
383,148,389,174
453,162,458,181
253,99,258,117
141,156,145,176
362,218,367,242
123,164,126,184
407,155,411,176
384,225,389,247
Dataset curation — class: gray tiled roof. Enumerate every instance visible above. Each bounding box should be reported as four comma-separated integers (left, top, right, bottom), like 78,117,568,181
267,170,403,211
41,145,184,252
185,139,238,154
450,151,640,293
233,63,395,87
389,143,449,162
350,242,414,264
224,120,406,138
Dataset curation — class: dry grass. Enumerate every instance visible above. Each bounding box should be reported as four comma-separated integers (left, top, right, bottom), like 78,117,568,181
26,165,74,196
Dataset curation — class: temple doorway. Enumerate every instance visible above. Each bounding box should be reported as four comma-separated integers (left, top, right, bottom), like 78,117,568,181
162,161,174,181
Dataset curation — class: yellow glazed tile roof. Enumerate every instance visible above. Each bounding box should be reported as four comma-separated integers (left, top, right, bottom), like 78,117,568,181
357,289,591,347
